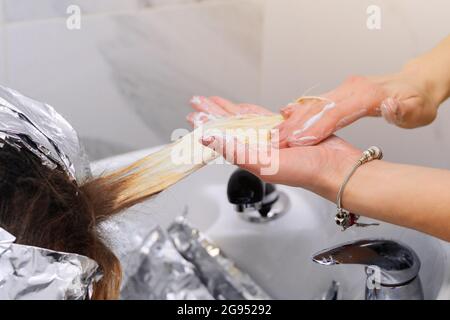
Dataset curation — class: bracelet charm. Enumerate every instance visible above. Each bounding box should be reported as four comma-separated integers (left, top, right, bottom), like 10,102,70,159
335,146,383,231
335,209,359,230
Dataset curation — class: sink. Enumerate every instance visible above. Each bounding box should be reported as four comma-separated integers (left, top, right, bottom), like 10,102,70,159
92,146,450,300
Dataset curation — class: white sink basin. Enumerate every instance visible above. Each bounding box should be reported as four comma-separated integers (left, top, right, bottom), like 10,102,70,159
92,147,450,300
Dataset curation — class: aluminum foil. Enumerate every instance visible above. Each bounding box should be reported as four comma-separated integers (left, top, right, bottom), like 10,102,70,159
105,212,269,300
0,86,98,299
168,216,271,300
0,85,91,182
0,227,101,300
0,85,269,300
120,226,213,300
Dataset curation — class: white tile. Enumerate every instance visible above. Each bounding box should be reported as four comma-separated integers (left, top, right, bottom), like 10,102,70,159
0,0,3,25
99,0,264,138
2,0,213,24
260,0,450,168
0,1,5,84
0,28,6,85
138,0,204,8
2,0,140,23
3,17,161,158
3,0,264,158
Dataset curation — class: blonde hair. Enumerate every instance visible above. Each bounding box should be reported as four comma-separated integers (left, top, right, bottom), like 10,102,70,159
92,114,283,214
0,114,282,300
85,114,283,298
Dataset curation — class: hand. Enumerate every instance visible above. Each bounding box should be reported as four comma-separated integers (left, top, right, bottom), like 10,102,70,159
186,95,273,128
188,96,362,200
278,73,439,148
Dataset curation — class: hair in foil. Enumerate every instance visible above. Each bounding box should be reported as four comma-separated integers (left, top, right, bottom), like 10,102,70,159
91,115,283,215
0,114,282,299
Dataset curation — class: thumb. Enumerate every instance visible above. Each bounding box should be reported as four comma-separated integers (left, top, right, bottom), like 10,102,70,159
380,97,437,128
380,97,403,125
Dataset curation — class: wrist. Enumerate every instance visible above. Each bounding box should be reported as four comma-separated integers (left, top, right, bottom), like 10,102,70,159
317,150,387,213
314,151,362,203
402,58,450,106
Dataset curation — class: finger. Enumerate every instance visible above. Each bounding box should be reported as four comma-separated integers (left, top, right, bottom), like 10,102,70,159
325,75,375,102
186,112,211,128
209,96,241,115
278,98,332,147
237,103,274,116
287,99,369,147
276,102,317,147
380,97,401,125
281,79,360,118
280,103,299,118
200,135,237,165
200,135,267,176
280,96,330,119
190,96,229,116
280,86,348,118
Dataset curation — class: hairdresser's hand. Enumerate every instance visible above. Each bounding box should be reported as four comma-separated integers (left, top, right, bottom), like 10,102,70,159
202,134,363,200
188,95,362,200
187,96,273,127
278,73,440,148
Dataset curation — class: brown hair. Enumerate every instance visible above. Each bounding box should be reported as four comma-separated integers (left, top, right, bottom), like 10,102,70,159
0,114,283,299
0,143,155,299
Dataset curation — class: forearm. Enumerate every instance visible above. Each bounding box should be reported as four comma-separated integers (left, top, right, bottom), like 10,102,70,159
320,158,450,241
403,35,450,106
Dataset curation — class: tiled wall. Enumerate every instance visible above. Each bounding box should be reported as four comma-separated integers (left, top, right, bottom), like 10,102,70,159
0,0,449,169
260,0,450,169
1,0,210,23
0,0,265,159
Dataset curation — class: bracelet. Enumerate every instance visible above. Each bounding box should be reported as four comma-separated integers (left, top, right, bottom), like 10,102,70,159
335,146,383,231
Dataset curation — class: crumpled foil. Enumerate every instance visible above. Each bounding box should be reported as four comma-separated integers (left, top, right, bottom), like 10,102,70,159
0,85,269,300
120,226,213,300
0,227,101,300
168,216,271,300
0,86,98,299
0,85,91,182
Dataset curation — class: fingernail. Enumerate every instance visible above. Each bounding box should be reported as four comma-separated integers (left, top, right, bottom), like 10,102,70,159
190,96,204,105
380,97,400,124
280,105,296,118
280,104,294,112
200,136,215,146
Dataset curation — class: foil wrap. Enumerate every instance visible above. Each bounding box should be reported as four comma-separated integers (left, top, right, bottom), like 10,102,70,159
107,212,269,300
120,226,213,300
0,85,91,182
0,227,101,300
0,85,269,300
168,216,270,300
0,86,98,299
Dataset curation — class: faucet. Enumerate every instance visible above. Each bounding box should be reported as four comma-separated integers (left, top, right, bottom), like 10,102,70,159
227,169,289,223
312,239,424,300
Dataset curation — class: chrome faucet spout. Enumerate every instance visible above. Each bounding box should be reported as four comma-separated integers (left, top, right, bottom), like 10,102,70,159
312,239,424,300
